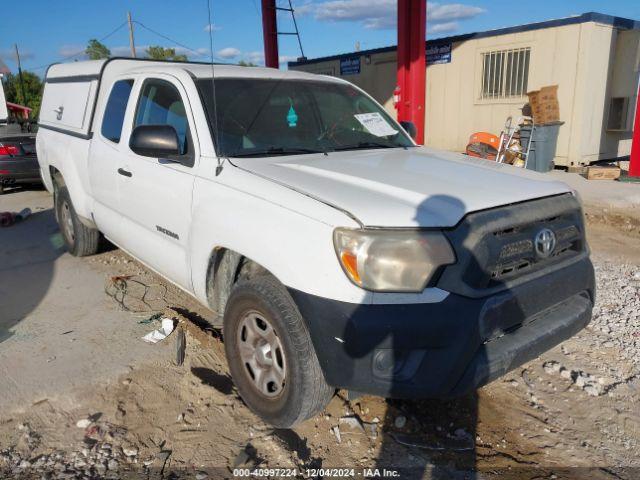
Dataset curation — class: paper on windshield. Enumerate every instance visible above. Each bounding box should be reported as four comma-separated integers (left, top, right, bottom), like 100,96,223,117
354,112,398,137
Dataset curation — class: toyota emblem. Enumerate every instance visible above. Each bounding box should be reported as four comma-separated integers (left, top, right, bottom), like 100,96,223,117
535,228,556,258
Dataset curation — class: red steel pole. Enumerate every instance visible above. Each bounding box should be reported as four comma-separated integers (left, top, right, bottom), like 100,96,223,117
630,86,640,177
397,0,426,144
261,0,279,69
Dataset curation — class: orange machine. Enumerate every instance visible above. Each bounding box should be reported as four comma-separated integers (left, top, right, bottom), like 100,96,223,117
466,132,500,160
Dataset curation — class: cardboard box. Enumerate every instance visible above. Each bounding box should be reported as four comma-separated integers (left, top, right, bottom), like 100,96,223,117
527,85,560,124
585,166,621,181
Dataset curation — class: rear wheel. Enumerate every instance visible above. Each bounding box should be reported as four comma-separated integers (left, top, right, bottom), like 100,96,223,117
55,185,100,256
224,275,334,427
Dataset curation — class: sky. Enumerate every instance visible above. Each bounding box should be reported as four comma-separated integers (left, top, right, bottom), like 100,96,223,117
1,0,639,76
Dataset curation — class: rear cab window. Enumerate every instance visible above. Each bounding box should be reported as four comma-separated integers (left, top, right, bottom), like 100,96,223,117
101,79,134,143
133,79,192,160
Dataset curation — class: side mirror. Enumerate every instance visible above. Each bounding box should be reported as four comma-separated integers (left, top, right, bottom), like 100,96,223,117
399,121,417,140
129,125,180,158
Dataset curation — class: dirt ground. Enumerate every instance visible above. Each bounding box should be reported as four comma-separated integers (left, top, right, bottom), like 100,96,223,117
1,189,639,480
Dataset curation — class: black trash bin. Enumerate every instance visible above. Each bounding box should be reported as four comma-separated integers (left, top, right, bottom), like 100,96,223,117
519,121,564,172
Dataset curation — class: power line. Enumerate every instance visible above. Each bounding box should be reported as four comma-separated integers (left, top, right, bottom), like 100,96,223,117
133,20,227,62
250,0,260,15
133,21,202,57
26,21,128,71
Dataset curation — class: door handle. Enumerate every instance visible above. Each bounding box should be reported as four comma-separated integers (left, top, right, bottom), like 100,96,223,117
117,168,132,177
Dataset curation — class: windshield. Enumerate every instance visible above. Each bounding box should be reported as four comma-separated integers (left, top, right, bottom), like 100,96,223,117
196,78,414,157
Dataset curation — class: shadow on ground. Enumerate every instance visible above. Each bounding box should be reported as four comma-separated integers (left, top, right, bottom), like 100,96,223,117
0,207,64,343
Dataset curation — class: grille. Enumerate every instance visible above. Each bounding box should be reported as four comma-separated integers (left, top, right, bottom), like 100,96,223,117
437,194,587,298
490,222,581,281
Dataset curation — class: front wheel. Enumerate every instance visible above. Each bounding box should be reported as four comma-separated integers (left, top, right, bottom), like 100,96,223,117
224,275,334,427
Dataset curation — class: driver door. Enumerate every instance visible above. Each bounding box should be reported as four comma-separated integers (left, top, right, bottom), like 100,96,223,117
118,74,198,291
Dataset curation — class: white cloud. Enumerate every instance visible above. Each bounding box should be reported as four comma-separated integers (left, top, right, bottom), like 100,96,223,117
0,48,35,62
429,21,459,34
300,0,484,32
314,0,394,23
244,51,265,65
58,45,86,58
217,47,242,59
279,54,300,64
204,23,222,32
429,3,484,22
292,1,315,16
110,45,148,57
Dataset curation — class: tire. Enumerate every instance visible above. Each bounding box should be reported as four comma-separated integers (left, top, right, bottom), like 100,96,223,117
224,275,334,427
55,185,100,256
0,184,4,195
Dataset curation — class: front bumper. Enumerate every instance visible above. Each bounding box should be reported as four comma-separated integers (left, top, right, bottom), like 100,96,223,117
290,255,595,398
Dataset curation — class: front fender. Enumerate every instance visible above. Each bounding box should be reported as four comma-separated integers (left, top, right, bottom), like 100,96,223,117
189,171,368,307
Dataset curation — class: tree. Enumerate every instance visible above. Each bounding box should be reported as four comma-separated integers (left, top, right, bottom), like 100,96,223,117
85,39,111,60
146,46,187,62
2,71,43,118
237,60,257,67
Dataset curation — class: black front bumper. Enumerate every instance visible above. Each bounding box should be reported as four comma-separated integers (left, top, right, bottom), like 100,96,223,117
290,255,595,398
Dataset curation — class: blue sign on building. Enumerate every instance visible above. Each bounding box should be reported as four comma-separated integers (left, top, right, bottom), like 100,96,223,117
340,57,361,75
426,43,452,65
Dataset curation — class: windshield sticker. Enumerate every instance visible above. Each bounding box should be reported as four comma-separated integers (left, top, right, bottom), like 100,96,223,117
287,100,298,127
354,112,397,137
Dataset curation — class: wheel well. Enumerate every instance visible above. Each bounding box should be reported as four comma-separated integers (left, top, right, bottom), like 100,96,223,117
50,166,64,189
206,248,270,326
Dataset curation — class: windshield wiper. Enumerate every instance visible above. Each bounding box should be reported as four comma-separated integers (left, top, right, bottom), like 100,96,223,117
230,147,327,157
333,141,397,151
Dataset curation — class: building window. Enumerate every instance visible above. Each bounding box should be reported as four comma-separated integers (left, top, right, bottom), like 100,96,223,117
607,97,630,131
481,48,530,100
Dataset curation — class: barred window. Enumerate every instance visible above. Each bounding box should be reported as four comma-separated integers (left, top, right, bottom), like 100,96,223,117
481,48,530,99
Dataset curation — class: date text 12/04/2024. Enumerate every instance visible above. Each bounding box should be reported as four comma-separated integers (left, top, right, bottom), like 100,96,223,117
232,468,401,477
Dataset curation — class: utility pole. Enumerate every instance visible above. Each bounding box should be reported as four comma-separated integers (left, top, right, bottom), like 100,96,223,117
127,12,137,58
397,0,426,144
261,0,279,68
14,44,26,106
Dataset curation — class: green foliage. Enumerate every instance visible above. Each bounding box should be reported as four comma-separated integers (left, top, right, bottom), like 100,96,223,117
237,60,257,67
86,39,111,60
2,71,43,118
145,46,188,62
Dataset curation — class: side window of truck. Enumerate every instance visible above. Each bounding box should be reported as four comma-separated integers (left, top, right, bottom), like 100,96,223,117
101,80,134,143
133,79,190,156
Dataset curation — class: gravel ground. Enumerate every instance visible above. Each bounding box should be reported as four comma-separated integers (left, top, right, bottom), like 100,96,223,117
591,262,640,367
1,210,639,479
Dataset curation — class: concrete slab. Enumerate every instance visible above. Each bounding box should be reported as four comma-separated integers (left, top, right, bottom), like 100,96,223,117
0,189,171,412
547,171,640,215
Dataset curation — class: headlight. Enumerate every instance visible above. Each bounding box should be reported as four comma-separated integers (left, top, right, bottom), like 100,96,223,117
333,228,456,292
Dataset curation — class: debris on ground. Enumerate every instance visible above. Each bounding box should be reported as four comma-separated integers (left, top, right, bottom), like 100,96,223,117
175,326,186,366
331,425,342,444
339,415,365,432
0,208,31,228
75,419,92,429
141,318,175,344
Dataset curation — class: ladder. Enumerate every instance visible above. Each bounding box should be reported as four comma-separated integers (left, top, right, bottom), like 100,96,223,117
275,0,306,60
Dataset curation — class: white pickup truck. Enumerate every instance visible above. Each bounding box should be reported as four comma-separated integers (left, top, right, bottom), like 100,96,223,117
37,58,594,427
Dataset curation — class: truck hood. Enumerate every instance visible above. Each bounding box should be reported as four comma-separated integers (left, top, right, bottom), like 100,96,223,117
230,147,572,228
